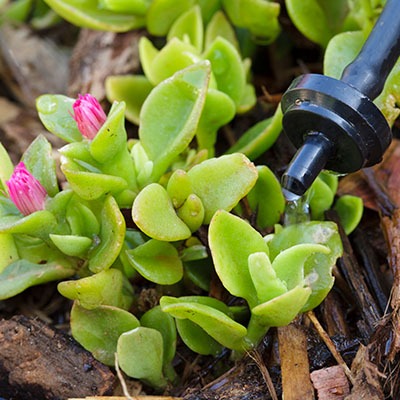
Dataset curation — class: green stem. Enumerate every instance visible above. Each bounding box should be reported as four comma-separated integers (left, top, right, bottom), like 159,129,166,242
232,314,270,359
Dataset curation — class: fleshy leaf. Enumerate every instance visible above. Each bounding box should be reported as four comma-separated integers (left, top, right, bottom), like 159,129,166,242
50,234,92,257
58,268,133,310
105,74,153,125
0,259,75,300
272,243,330,290
195,89,236,153
126,238,183,284
205,10,239,50
268,221,342,311
176,319,223,356
117,327,167,389
139,61,210,180
0,143,14,192
60,159,128,201
43,0,145,31
71,302,140,366
203,37,245,106
188,153,258,223
168,5,203,52
323,30,364,79
22,135,59,197
160,296,247,351
209,210,270,308
334,195,363,235
99,0,151,14
176,194,205,232
90,101,127,163
227,105,283,159
246,165,285,228
0,211,57,239
0,233,19,273
140,306,177,366
222,0,280,43
308,175,336,220
88,195,126,273
132,183,191,241
146,0,195,36
285,0,348,47
248,252,287,304
251,286,312,327
36,94,82,142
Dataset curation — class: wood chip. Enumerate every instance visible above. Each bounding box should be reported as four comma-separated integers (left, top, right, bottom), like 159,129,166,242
278,323,315,400
310,365,350,400
0,315,115,399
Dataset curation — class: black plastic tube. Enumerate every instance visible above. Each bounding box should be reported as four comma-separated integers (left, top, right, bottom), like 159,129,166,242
341,0,400,100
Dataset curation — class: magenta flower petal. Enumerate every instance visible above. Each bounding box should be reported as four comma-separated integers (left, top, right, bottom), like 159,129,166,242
72,94,107,140
6,162,47,216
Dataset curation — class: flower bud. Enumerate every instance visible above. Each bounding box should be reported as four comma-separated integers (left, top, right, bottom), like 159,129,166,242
72,94,107,139
6,162,47,216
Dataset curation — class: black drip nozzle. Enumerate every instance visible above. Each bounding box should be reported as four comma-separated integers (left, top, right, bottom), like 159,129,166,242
281,0,400,200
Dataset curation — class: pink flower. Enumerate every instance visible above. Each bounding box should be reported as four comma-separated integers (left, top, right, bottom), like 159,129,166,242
72,94,107,140
6,162,47,216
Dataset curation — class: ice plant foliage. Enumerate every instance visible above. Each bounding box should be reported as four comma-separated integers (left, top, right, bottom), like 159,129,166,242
72,94,107,139
6,162,47,216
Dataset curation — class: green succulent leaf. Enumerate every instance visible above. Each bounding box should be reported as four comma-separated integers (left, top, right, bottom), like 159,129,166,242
308,175,336,220
60,159,128,201
0,233,19,273
105,75,153,125
195,89,236,153
209,210,270,308
0,143,14,192
117,327,167,389
248,252,287,304
43,0,145,31
268,221,342,311
58,268,134,310
334,195,364,235
139,61,210,180
50,234,92,257
168,5,204,52
22,135,59,197
126,238,184,284
176,319,223,355
146,0,196,36
88,195,126,273
99,0,151,15
222,0,281,43
132,183,191,241
0,259,75,300
203,37,245,107
167,169,193,209
323,30,364,79
176,194,205,232
205,10,239,50
246,165,285,229
140,306,177,367
89,101,127,163
160,295,247,351
227,105,283,159
0,211,57,240
251,286,312,327
188,153,258,223
36,94,82,143
272,243,330,290
71,302,140,366
285,0,348,47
